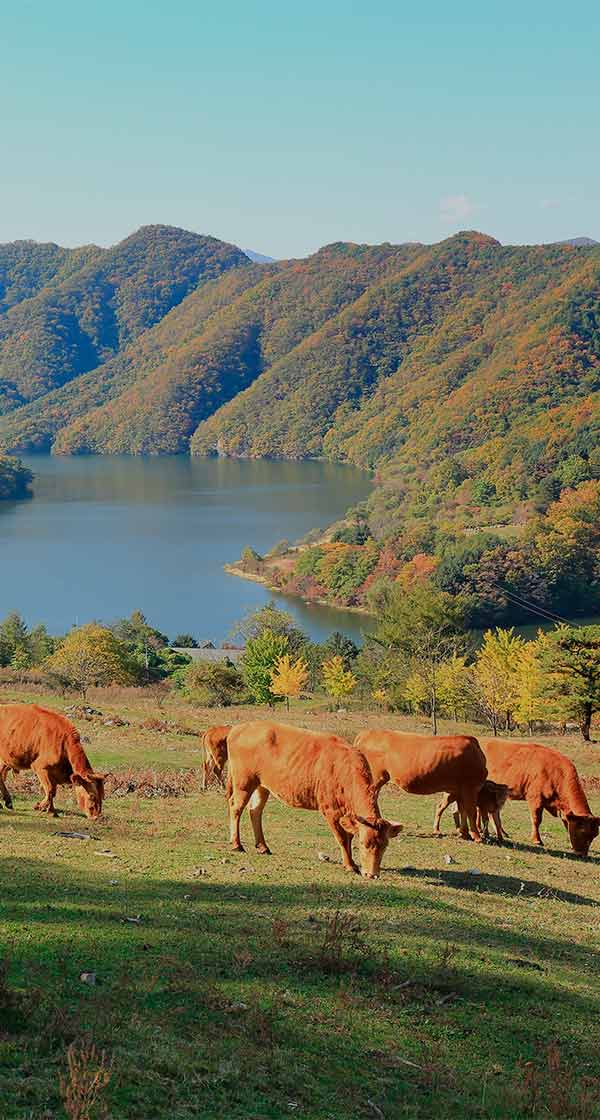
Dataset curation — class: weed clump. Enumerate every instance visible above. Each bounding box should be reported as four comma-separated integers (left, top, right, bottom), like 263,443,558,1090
59,1039,112,1120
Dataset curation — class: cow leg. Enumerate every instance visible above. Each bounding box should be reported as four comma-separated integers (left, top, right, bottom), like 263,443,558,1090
0,765,13,809
478,808,490,840
33,768,58,816
529,802,544,846
461,790,482,843
228,781,258,852
249,786,271,854
325,814,359,874
492,809,508,841
433,792,455,833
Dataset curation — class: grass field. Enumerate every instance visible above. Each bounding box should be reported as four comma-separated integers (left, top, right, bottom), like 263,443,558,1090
2,686,600,1119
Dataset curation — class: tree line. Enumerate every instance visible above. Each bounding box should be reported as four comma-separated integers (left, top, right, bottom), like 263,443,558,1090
1,599,598,741
240,477,600,631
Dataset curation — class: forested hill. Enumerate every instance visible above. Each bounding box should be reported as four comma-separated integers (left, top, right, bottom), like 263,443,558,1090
0,228,598,540
0,225,248,430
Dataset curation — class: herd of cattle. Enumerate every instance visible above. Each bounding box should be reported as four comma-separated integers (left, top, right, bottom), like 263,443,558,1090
1,702,597,878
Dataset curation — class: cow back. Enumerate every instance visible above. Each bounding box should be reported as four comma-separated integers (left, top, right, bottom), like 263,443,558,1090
355,729,487,795
227,720,378,817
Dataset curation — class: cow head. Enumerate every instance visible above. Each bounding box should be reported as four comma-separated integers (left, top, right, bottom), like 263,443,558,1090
71,772,106,819
340,814,403,878
563,811,600,858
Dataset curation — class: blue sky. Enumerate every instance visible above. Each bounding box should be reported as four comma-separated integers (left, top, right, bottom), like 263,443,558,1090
1,0,598,256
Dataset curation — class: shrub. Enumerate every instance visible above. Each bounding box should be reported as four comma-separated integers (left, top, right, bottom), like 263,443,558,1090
174,660,247,707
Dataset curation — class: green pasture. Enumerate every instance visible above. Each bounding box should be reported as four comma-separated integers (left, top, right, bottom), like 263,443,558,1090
1,689,600,1118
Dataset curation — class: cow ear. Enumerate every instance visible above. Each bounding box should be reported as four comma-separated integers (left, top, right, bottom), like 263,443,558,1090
355,815,379,830
385,820,403,839
89,771,107,781
339,813,358,833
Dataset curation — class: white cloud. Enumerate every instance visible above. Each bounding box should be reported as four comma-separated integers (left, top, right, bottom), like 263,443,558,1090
540,198,560,210
439,194,477,222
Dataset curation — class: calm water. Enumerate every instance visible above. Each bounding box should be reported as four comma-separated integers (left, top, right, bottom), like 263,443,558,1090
0,456,373,644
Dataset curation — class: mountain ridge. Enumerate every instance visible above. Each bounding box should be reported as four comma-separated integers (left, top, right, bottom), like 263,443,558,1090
0,225,597,544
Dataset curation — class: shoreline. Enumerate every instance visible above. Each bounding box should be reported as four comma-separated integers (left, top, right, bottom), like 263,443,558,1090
223,563,374,618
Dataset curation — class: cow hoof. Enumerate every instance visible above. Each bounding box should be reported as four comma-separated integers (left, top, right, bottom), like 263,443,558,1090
256,845,271,855
344,864,360,875
231,844,245,853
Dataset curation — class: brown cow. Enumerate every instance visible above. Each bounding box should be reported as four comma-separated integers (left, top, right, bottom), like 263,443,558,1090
0,703,106,819
482,738,600,857
226,720,402,878
433,780,510,841
353,730,487,841
202,724,231,787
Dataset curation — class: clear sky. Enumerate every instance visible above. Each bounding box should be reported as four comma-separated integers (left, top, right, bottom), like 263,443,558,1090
1,0,599,257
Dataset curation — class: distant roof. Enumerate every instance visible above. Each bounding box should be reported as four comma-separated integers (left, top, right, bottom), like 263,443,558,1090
173,647,245,664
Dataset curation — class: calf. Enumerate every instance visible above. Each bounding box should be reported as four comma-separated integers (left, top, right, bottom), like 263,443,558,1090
482,738,599,857
353,730,487,841
202,724,231,787
0,703,105,819
226,720,402,878
433,780,510,841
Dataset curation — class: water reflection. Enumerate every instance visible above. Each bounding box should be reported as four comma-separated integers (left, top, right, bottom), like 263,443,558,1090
0,456,372,644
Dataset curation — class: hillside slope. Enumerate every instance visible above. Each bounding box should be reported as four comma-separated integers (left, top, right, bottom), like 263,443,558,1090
0,225,248,418
0,229,597,543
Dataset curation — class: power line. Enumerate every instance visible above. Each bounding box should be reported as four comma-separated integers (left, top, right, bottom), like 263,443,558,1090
488,582,575,626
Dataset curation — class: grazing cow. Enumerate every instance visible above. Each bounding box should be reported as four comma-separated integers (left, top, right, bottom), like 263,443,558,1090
202,724,231,787
482,738,600,857
433,780,510,841
226,720,402,878
353,730,487,842
0,703,105,819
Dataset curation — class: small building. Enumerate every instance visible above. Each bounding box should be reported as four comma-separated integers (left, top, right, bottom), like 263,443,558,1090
172,646,245,665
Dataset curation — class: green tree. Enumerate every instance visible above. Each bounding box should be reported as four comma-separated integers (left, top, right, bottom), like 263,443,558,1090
29,624,55,664
111,610,170,680
370,584,466,734
45,624,139,698
534,625,600,741
171,633,199,649
174,660,246,707
241,628,290,705
234,602,307,655
10,646,32,679
0,611,30,667
320,631,360,668
0,456,33,500
471,478,497,505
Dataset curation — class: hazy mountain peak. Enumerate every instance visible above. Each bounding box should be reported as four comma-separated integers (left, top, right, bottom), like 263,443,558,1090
243,248,276,263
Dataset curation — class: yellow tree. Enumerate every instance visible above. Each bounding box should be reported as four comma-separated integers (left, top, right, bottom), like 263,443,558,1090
514,640,547,733
270,654,309,711
45,624,137,698
472,627,525,735
372,687,388,710
437,653,472,723
403,669,428,714
322,655,356,709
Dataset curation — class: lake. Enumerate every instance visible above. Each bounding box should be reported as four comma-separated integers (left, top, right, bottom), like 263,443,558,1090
0,456,373,645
